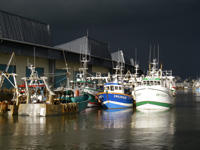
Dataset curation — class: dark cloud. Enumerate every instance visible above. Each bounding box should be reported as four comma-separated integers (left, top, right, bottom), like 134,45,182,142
0,0,200,78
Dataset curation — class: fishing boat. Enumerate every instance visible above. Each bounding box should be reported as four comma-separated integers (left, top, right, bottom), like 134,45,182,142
97,82,133,109
77,49,102,107
17,64,90,116
97,51,134,109
53,50,91,111
192,79,200,96
0,52,19,115
86,72,110,107
133,59,175,111
83,85,100,107
55,88,89,112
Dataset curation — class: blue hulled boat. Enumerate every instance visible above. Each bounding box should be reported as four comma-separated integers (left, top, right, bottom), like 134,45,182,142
97,82,133,109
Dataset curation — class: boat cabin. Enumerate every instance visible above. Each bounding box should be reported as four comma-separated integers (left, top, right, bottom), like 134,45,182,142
104,83,124,94
141,78,161,86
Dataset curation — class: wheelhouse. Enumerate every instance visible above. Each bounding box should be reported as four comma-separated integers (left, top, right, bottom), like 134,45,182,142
104,83,124,94
141,78,161,86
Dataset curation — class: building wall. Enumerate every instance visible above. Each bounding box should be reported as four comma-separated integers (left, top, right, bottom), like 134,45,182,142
16,56,49,83
0,53,49,85
56,60,109,74
92,65,109,74
55,60,80,72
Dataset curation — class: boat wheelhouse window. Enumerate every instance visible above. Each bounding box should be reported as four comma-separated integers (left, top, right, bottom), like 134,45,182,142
105,86,109,90
125,88,131,95
110,86,114,91
115,86,119,90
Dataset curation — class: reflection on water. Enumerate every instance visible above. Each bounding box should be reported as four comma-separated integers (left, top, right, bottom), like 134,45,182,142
194,95,200,102
101,109,133,129
2,91,200,149
132,110,175,129
130,110,175,149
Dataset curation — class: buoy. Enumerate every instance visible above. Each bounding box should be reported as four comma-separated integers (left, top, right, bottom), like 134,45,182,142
75,90,79,97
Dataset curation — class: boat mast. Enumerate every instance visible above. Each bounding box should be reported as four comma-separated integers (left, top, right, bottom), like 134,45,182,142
79,36,90,83
148,44,152,74
113,50,124,83
0,52,15,88
63,50,70,88
157,42,160,66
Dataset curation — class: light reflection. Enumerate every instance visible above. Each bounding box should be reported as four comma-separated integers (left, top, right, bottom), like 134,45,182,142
131,110,175,149
101,108,133,129
193,89,200,102
132,110,175,130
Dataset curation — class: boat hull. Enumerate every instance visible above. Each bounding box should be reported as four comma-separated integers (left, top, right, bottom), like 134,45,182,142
134,86,173,111
87,94,100,107
71,94,89,112
84,88,101,107
17,101,90,117
97,92,133,109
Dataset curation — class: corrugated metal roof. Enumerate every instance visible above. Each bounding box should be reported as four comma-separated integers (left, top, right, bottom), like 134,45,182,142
0,10,52,46
111,50,125,63
55,36,89,54
55,36,111,59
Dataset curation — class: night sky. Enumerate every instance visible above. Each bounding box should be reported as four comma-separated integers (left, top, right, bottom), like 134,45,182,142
0,0,200,79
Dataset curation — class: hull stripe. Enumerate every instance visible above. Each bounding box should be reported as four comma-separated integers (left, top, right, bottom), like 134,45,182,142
103,100,133,107
136,101,172,107
97,92,132,97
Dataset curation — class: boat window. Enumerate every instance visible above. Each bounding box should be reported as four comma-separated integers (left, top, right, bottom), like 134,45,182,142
105,86,109,90
115,86,119,90
157,81,160,85
147,81,150,85
110,86,114,91
143,81,146,85
125,89,131,95
150,81,153,85
119,86,122,90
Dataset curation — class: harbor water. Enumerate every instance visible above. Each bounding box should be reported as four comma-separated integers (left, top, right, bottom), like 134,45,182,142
0,90,200,150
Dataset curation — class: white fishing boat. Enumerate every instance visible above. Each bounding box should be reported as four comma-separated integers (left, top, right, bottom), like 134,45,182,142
133,59,175,111
192,79,200,96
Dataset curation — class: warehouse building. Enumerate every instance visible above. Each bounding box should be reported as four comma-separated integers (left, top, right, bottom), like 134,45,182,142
0,10,134,88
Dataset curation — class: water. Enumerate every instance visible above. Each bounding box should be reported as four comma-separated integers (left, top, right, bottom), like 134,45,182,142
1,90,200,150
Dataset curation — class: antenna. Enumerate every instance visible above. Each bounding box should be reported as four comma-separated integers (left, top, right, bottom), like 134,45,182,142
86,29,89,37
157,42,160,65
135,48,137,65
149,43,152,63
33,47,36,67
63,50,70,88
153,42,156,59
63,50,68,72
